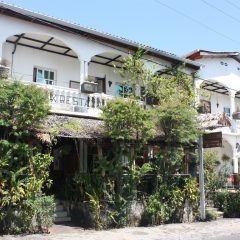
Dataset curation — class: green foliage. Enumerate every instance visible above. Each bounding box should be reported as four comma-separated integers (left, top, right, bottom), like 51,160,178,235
0,80,54,234
144,178,199,224
155,100,199,145
86,192,103,230
213,190,240,217
0,80,49,135
101,98,154,143
223,191,240,217
203,149,231,197
62,119,81,132
0,195,55,234
206,209,217,221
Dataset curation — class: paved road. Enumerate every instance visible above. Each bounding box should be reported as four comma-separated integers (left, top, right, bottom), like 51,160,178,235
1,218,240,240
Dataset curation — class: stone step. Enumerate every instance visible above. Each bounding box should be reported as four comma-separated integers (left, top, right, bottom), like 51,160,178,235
206,206,224,219
56,211,68,218
216,211,224,218
55,199,61,204
56,205,64,211
206,207,218,211
54,216,71,223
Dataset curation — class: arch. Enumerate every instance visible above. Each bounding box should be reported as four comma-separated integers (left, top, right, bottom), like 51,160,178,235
200,80,230,96
89,51,125,69
2,32,82,88
4,32,80,60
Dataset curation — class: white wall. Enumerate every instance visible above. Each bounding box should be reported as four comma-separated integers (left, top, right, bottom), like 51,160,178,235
3,42,80,87
200,92,230,114
198,57,240,91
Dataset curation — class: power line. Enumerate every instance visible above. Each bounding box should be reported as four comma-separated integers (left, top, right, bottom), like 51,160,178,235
201,0,240,24
154,0,240,46
225,0,240,12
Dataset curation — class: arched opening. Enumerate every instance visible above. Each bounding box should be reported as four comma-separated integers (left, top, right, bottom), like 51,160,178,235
3,32,80,88
88,51,125,96
235,91,240,112
199,80,230,115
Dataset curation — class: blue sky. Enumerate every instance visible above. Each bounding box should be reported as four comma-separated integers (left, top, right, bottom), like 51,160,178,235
3,0,240,56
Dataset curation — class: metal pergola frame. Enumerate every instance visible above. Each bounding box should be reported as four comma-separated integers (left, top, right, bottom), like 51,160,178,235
6,34,124,69
201,80,229,95
202,80,240,98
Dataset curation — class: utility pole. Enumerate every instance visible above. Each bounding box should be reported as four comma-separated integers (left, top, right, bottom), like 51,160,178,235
198,135,206,220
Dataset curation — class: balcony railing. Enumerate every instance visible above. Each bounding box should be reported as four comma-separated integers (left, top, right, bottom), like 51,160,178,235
34,83,113,117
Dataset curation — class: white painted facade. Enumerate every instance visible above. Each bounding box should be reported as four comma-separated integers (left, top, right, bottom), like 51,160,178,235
189,52,240,176
0,4,198,119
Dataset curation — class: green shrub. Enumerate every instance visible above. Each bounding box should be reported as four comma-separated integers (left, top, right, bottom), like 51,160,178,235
212,190,228,211
213,190,240,217
0,195,55,234
206,209,217,221
0,80,53,234
223,191,240,218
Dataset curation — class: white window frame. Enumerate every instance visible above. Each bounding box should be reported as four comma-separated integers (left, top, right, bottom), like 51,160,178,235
35,66,57,85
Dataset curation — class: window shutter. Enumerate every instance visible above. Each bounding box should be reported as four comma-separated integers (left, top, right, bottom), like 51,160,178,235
33,67,37,82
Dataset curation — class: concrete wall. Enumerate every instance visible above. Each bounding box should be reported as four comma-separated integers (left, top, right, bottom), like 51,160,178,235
3,42,80,87
198,57,240,91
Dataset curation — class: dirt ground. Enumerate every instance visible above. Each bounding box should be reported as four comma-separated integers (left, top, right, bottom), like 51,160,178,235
1,218,240,240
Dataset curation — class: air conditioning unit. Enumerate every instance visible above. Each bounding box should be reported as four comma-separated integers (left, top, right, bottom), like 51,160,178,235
81,81,98,93
0,65,10,79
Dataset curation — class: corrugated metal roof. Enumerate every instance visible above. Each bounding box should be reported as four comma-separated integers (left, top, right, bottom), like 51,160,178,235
0,1,200,69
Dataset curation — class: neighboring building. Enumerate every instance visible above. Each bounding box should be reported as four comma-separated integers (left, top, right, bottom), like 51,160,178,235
186,50,240,181
0,2,200,193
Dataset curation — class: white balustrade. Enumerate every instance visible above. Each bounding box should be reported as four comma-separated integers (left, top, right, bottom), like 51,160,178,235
88,93,114,108
32,83,114,116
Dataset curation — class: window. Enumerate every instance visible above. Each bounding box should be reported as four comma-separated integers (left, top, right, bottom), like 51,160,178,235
33,67,56,85
224,107,230,116
115,83,133,97
96,77,106,93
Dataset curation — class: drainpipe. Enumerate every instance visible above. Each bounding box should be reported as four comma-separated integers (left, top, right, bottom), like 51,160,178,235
11,34,24,78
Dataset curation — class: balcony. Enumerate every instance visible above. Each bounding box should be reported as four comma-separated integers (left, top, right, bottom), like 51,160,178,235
33,83,113,118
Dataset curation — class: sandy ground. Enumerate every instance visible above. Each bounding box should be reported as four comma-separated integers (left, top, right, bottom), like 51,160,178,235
1,218,240,240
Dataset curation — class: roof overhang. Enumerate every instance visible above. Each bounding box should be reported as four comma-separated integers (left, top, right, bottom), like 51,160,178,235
185,49,240,63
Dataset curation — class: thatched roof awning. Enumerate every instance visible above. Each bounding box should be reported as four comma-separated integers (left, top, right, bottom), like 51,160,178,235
36,112,230,144
45,115,104,139
34,115,104,144
197,112,231,130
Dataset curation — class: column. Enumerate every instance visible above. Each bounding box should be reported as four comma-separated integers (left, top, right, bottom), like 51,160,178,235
194,79,204,107
232,145,239,174
229,90,236,117
79,60,89,91
233,157,238,174
0,41,3,65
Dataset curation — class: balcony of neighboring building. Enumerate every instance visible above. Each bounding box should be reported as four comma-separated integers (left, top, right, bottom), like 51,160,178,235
197,79,240,134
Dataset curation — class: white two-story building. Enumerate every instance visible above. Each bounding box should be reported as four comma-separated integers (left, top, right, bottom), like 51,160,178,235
186,50,240,181
0,2,200,194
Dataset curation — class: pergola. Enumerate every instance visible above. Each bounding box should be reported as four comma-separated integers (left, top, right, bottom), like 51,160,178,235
6,33,123,68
